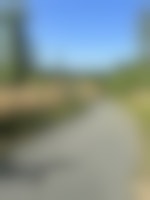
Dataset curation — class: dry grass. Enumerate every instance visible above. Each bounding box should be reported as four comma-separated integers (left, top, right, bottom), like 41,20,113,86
133,177,150,200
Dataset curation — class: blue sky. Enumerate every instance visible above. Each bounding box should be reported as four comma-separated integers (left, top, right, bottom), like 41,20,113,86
26,0,143,71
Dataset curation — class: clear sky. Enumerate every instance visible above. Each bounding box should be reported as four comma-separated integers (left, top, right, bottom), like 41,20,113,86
26,0,144,71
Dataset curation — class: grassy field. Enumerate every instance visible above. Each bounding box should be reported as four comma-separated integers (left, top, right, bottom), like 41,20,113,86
123,88,150,173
